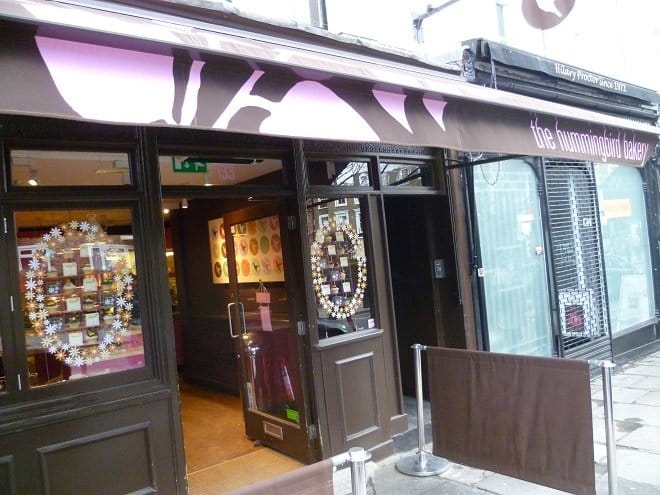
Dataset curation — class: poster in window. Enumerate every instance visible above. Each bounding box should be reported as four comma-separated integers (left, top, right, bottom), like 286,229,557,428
208,217,229,284
233,215,285,283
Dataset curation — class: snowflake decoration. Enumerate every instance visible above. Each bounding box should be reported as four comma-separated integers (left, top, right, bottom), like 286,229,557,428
310,219,367,320
24,220,133,368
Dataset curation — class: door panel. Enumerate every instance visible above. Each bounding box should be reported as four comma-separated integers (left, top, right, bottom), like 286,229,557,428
224,202,313,463
316,330,390,455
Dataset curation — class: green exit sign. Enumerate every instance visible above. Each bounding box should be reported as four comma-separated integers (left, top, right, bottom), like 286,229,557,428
172,157,207,173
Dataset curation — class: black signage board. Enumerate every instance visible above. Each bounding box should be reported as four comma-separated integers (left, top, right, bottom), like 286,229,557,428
465,39,658,104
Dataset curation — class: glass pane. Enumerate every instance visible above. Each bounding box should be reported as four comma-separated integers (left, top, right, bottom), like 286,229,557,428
0,335,4,393
159,155,284,186
474,160,553,356
307,197,373,338
230,215,298,422
17,209,144,387
595,165,655,333
379,161,432,187
307,159,370,186
11,150,131,186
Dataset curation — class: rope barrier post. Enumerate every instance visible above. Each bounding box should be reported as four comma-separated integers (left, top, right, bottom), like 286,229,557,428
348,447,371,495
601,360,618,495
396,344,449,477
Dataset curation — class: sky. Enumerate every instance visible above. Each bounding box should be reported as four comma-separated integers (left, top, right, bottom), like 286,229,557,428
226,0,660,93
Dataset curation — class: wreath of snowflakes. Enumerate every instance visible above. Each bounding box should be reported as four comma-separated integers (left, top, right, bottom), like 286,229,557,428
24,220,134,368
310,220,367,320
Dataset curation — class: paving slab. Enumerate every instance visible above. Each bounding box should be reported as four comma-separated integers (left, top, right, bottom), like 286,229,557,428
614,448,660,486
627,376,660,391
475,472,568,495
612,374,648,388
625,365,660,377
618,425,660,454
612,402,660,427
611,387,652,404
636,391,660,406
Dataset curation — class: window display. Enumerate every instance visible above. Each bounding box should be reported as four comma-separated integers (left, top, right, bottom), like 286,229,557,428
18,211,144,387
595,165,655,333
307,197,374,338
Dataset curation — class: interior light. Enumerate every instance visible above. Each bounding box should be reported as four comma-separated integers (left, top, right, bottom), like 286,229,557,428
28,168,39,186
181,198,189,209
163,208,170,215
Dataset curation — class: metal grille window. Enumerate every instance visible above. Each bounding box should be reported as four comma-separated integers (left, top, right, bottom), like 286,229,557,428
544,161,611,359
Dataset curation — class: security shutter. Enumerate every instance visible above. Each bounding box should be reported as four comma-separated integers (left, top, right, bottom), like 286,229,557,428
543,160,612,360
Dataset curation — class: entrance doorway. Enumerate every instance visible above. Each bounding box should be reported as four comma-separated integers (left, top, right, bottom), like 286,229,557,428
163,194,312,493
383,196,464,399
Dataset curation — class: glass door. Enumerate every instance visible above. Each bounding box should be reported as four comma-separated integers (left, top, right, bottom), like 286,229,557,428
224,201,313,462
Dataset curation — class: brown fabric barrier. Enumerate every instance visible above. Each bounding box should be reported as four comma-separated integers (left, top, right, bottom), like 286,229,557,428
228,458,334,495
427,347,595,495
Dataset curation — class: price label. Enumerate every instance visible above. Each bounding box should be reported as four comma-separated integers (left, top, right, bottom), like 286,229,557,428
83,277,98,292
62,262,78,277
85,312,100,328
65,297,81,312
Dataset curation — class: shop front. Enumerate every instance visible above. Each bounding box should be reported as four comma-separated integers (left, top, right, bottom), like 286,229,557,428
460,40,660,361
0,3,658,494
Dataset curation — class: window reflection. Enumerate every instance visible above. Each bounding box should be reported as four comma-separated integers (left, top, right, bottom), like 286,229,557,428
379,161,432,187
307,197,373,338
16,209,144,387
10,150,131,187
595,165,655,333
159,155,284,186
307,160,370,186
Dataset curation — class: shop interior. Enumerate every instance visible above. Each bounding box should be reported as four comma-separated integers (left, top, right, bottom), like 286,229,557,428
160,155,307,493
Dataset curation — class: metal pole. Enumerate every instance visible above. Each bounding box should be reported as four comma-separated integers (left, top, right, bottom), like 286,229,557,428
348,447,371,495
396,344,449,477
602,360,617,495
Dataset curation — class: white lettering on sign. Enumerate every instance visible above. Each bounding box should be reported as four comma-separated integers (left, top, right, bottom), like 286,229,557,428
528,118,650,165
554,63,627,94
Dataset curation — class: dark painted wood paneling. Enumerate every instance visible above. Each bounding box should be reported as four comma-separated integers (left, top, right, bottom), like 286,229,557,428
0,455,16,495
39,423,154,495
317,330,390,455
0,398,178,494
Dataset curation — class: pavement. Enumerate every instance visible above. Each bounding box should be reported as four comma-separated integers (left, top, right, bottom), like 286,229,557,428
334,346,660,495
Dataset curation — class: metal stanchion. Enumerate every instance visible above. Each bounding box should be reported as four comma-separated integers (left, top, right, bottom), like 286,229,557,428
396,344,449,477
601,360,618,495
349,447,371,495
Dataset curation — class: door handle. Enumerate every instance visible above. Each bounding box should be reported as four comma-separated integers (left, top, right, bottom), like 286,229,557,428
238,302,247,335
227,302,239,338
227,302,247,338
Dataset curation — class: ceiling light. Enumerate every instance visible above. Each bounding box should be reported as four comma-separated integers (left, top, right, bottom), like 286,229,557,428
181,198,189,209
28,169,39,186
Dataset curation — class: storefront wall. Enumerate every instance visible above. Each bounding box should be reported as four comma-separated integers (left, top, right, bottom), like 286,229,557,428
0,114,457,492
468,156,659,361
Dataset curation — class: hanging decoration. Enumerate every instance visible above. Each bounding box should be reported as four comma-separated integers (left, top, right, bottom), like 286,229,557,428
310,219,367,319
24,220,134,367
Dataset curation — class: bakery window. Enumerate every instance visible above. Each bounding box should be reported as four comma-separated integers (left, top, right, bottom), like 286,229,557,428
307,197,374,339
159,155,284,186
16,208,144,388
10,150,132,187
379,160,432,187
307,159,371,187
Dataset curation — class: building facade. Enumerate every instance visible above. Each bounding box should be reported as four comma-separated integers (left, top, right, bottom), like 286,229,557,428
0,1,657,494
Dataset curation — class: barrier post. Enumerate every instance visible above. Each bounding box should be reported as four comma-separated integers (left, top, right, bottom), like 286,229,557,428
348,447,371,495
601,360,617,495
396,344,449,477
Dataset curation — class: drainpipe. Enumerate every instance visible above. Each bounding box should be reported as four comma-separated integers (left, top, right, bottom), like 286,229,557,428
309,0,328,29
412,0,461,43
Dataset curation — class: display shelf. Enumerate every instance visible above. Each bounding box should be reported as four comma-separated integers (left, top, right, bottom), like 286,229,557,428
18,222,143,386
